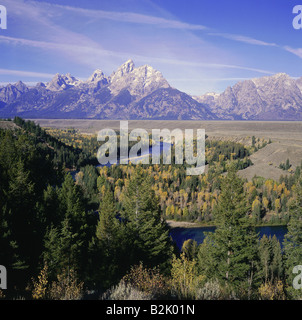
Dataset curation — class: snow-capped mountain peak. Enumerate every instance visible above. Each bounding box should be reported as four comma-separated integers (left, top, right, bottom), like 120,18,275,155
46,73,81,91
1,61,302,121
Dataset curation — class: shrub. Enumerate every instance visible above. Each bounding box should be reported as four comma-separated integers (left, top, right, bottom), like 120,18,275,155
122,263,169,299
258,281,285,300
101,280,152,300
196,279,222,300
32,263,49,300
49,268,84,300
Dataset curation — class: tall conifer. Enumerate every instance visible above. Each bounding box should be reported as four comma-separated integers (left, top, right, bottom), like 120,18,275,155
198,165,259,298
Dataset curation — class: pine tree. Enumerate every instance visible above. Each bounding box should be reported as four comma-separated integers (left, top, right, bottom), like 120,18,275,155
91,188,122,287
44,173,90,282
258,235,283,284
198,165,259,299
283,174,302,298
270,235,283,282
44,216,83,281
96,188,118,242
88,186,137,288
122,167,174,273
5,160,37,287
258,235,271,283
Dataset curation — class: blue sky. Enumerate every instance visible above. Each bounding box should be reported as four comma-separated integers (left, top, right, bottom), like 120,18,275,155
0,0,301,95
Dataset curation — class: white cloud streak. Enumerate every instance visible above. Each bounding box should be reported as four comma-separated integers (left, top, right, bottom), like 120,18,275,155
0,34,275,76
208,32,278,47
2,0,298,91
42,2,208,31
0,68,54,78
148,56,275,75
284,46,302,59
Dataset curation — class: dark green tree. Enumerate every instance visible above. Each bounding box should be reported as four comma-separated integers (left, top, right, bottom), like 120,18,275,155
122,167,174,273
283,174,302,299
89,187,121,287
198,166,259,299
258,235,283,284
44,217,83,281
270,235,283,282
88,187,138,289
44,173,90,282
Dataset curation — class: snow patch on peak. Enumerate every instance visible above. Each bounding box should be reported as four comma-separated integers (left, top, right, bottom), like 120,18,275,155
111,59,135,80
46,73,81,91
109,60,169,97
87,69,106,83
252,73,291,87
205,92,219,98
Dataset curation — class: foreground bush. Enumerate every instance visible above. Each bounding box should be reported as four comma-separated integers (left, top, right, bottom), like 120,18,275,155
101,280,152,300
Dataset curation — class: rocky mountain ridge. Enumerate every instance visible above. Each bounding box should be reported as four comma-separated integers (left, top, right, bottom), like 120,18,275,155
0,60,215,120
193,73,302,120
0,60,302,120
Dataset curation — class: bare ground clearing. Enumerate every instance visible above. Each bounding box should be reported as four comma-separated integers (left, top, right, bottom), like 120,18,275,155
0,121,19,130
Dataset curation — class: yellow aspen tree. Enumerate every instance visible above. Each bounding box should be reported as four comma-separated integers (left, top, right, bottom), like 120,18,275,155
32,263,49,300
262,197,269,211
274,198,281,213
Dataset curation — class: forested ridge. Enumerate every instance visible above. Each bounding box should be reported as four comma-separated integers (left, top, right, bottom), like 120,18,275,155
0,118,302,300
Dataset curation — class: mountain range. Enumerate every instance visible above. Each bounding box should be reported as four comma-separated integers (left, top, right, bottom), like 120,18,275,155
1,59,302,121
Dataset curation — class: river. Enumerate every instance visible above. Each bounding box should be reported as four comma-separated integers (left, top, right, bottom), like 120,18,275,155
169,225,288,250
73,141,289,250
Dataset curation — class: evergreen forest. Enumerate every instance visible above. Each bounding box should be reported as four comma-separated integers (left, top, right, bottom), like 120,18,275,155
0,117,302,300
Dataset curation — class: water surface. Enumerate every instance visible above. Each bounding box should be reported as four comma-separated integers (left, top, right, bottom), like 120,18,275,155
169,225,288,249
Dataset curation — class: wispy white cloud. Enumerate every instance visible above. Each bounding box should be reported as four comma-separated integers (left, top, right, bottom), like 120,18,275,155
0,0,106,53
0,35,106,54
208,32,278,47
0,68,54,78
43,2,208,31
0,35,128,69
0,0,295,95
0,34,275,76
283,46,302,59
208,33,302,64
47,1,282,51
149,57,275,75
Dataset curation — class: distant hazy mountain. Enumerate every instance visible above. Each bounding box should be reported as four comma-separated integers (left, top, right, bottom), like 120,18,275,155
0,59,215,120
193,73,302,120
1,61,302,120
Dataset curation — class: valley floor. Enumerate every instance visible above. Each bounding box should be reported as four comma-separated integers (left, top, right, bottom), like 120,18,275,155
30,119,302,181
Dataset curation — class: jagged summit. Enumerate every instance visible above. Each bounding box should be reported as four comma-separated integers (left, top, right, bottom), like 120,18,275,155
0,59,214,120
112,61,169,96
46,73,81,91
87,69,106,82
14,80,28,91
0,62,301,120
195,72,302,120
110,59,134,81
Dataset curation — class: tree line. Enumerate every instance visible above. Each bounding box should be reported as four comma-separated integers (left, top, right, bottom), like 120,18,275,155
0,118,302,300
